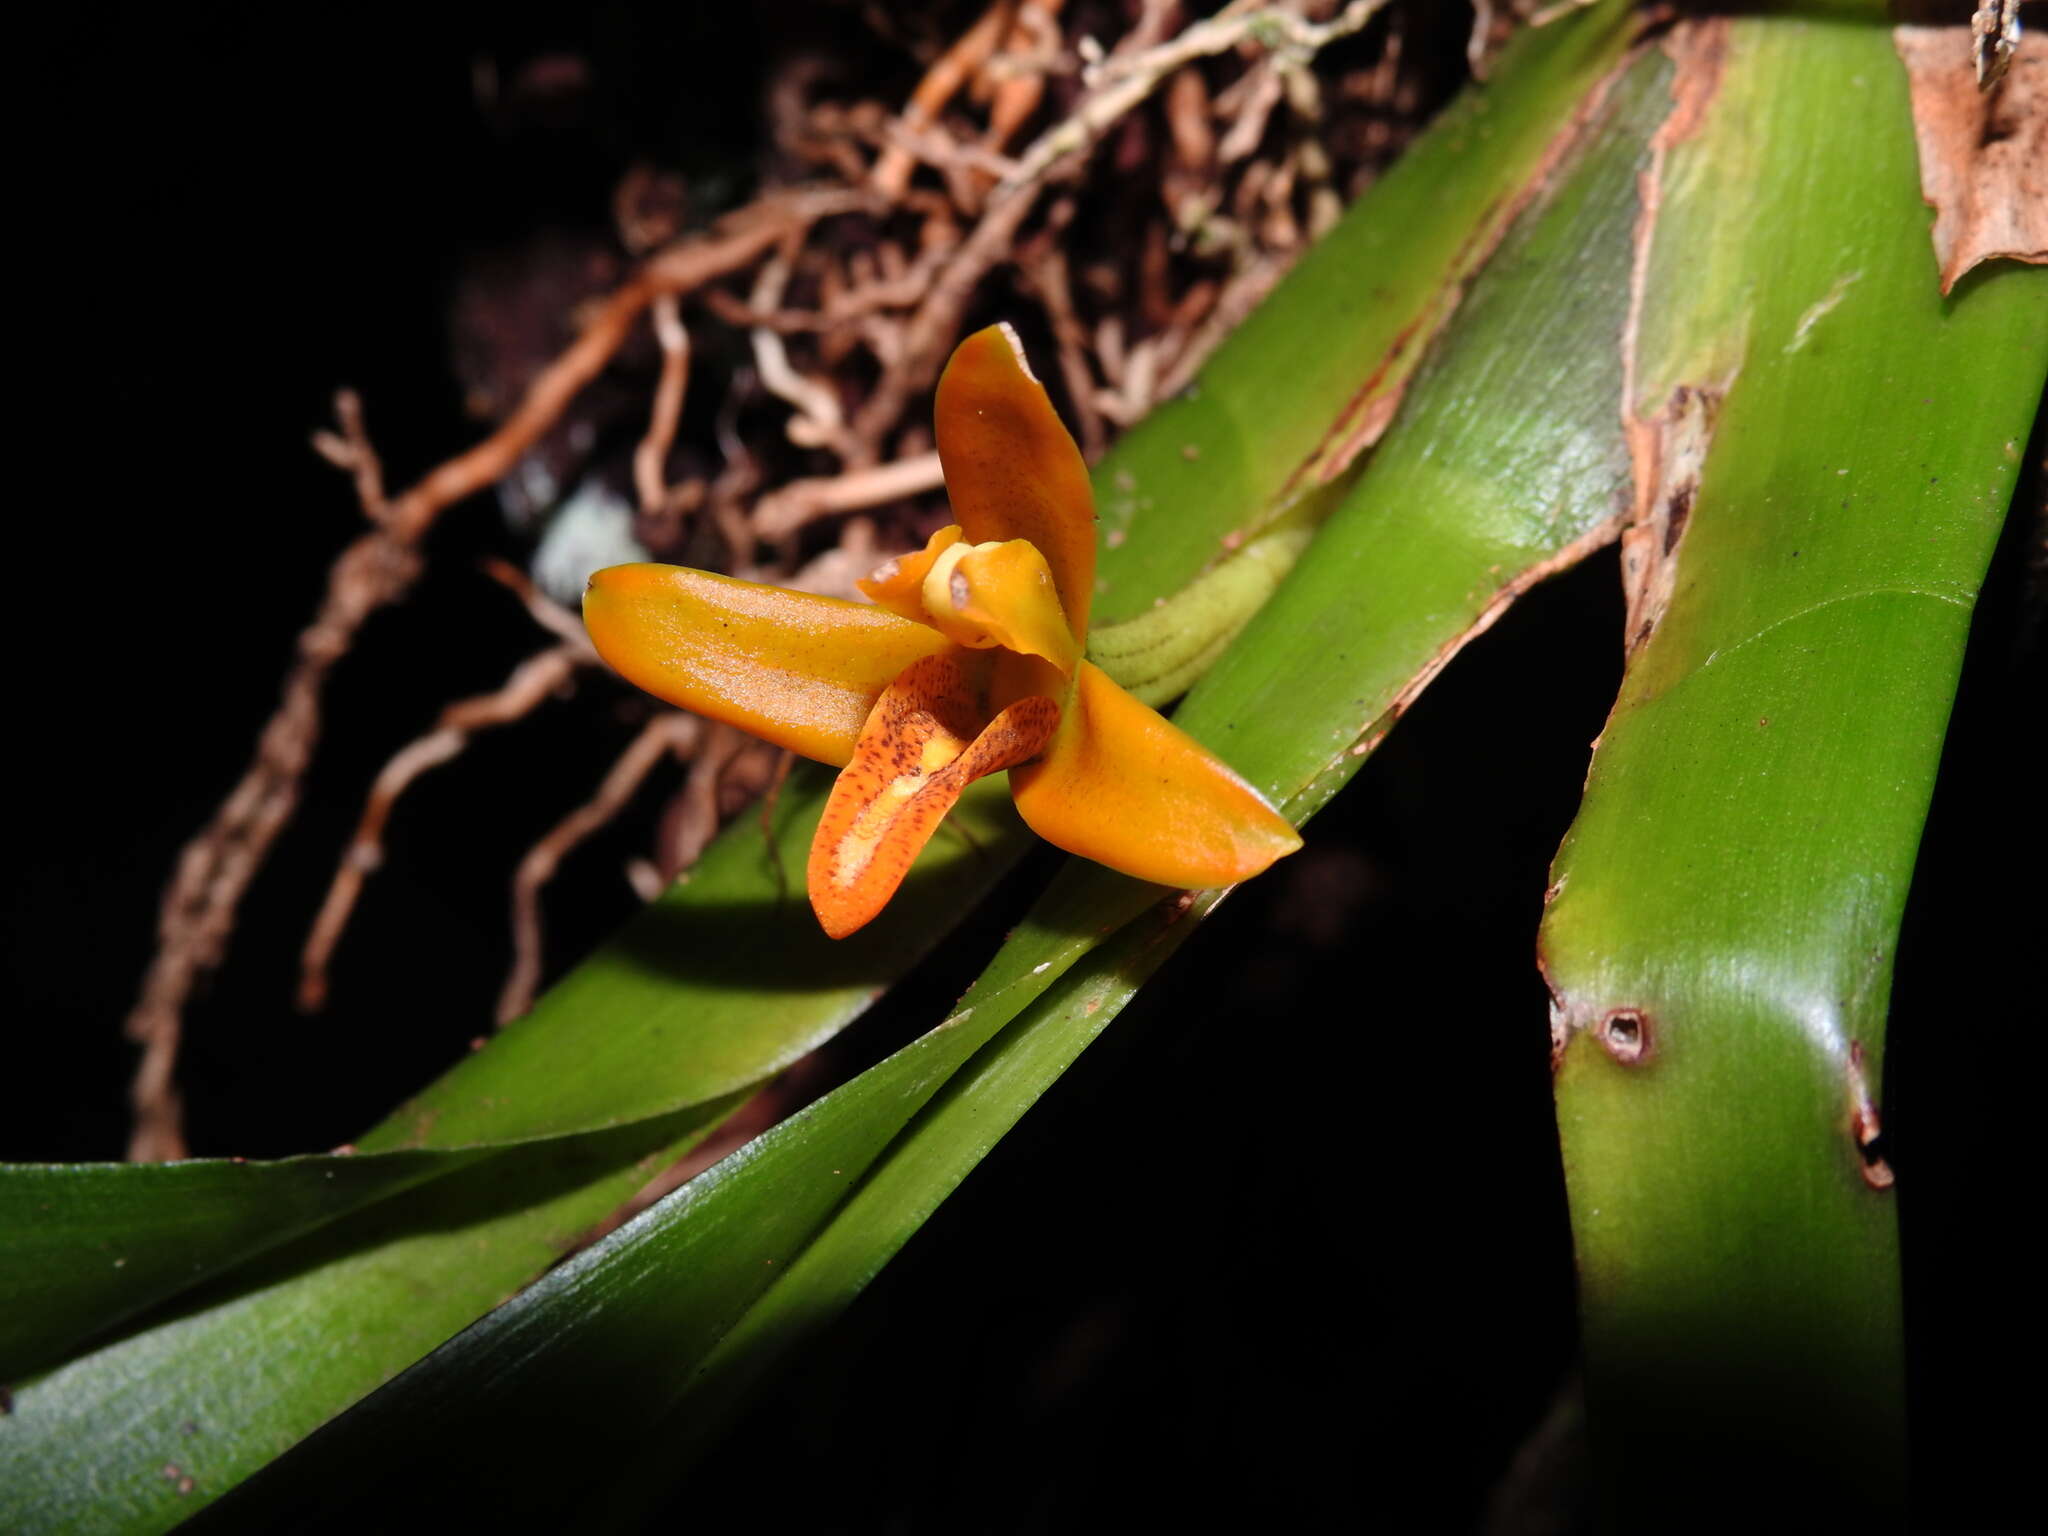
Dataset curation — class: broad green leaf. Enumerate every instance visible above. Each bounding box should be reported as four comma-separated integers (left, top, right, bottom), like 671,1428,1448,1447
1538,16,2046,1522
0,1149,477,1379
1,773,1020,1383
1087,0,1636,623
1,10,1651,1526
181,41,1673,1527
0,775,1025,1536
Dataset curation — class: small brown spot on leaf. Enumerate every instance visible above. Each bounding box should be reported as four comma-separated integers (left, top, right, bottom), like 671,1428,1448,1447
1847,1040,1895,1190
1599,1009,1650,1064
1661,483,1694,556
1620,383,1719,655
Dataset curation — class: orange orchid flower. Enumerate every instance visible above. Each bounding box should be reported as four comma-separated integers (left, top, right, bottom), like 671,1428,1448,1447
584,323,1300,937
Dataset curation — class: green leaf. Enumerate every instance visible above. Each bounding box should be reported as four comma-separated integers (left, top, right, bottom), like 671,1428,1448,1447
179,36,1674,1527
2,14,1658,1528
1087,0,1636,623
0,1149,479,1379
0,774,1026,1536
2,772,1026,1383
1537,15,2047,1521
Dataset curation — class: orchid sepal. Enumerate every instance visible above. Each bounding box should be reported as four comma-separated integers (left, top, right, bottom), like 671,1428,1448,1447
583,563,948,767
583,322,1299,938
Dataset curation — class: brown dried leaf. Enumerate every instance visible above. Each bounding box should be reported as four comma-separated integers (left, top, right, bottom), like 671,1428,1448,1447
1896,24,2047,295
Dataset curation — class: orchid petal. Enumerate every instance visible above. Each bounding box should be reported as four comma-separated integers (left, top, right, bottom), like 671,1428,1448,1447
808,652,1059,938
934,323,1098,632
856,524,963,624
584,563,950,767
922,538,1082,676
1006,659,1302,890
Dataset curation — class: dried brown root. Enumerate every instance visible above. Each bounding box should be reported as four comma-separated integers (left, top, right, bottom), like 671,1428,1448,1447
497,711,704,1026
481,557,596,648
125,398,416,1162
298,641,592,1014
632,294,692,518
995,0,1391,199
657,724,754,878
871,0,1022,199
386,187,874,542
124,190,869,1158
748,247,859,459
1015,202,1109,460
752,453,946,540
973,0,1068,192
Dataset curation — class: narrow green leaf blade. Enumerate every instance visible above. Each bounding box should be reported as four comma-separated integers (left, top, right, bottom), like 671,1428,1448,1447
0,774,1024,1536
0,1150,478,1379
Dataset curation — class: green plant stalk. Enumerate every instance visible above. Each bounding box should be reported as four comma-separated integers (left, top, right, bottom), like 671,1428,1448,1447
180,46,1673,1527
1538,16,2047,1522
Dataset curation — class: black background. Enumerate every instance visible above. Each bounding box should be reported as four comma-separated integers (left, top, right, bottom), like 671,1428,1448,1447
9,4,2038,1530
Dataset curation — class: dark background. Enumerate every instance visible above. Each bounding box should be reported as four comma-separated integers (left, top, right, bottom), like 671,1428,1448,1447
10,4,2038,1529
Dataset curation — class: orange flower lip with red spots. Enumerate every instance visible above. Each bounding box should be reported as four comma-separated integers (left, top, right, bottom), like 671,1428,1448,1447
584,322,1300,937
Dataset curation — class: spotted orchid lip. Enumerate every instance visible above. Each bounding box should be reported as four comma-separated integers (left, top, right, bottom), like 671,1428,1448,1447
583,323,1299,938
